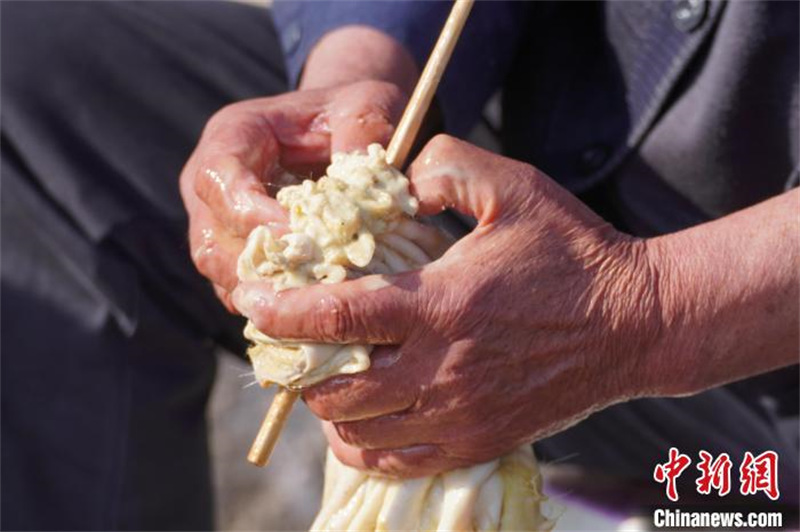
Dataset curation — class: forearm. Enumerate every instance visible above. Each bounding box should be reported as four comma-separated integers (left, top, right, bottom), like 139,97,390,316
646,189,799,396
300,26,418,94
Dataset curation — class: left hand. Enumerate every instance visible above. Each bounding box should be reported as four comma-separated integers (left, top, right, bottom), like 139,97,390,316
179,81,407,312
233,135,664,478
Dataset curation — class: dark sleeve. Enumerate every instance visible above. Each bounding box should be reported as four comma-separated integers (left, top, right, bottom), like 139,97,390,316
271,0,529,136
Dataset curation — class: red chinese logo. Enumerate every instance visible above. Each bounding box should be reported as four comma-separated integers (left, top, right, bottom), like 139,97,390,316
696,450,732,496
654,448,781,502
654,447,692,502
740,451,780,500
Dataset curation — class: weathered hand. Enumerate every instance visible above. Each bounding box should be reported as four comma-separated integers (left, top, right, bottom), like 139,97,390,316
234,135,663,477
179,81,407,310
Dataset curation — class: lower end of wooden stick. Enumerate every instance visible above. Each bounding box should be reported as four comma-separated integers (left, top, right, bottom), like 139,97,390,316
247,388,301,467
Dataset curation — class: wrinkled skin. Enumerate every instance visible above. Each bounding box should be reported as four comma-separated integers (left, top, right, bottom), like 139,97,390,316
179,80,407,310
233,135,664,478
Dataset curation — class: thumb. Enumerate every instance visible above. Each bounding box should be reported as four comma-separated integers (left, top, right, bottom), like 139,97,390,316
330,113,394,154
328,81,406,154
232,270,423,344
407,135,538,225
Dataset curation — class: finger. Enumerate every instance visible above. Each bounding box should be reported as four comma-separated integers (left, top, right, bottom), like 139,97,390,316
323,422,469,478
190,93,334,238
192,150,290,238
303,346,417,422
192,84,400,238
328,82,404,154
188,201,247,292
391,219,453,261
205,93,333,172
231,271,425,344
329,110,394,155
407,134,538,225
333,412,431,450
213,284,238,314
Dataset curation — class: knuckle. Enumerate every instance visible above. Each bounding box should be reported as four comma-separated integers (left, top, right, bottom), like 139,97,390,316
193,250,214,279
193,157,221,201
314,294,357,342
426,133,460,155
191,241,215,277
245,300,277,336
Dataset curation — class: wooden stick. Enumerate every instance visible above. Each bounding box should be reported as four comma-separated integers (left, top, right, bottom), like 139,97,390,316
247,387,300,467
386,0,475,169
247,0,474,468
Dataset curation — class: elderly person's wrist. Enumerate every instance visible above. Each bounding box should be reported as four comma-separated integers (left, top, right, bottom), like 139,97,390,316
633,235,688,398
634,231,722,399
299,26,418,95
579,233,667,404
608,233,713,401
591,188,800,406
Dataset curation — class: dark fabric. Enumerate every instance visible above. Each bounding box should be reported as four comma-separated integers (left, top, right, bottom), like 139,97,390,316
1,2,287,530
613,0,799,234
501,1,798,235
502,0,727,195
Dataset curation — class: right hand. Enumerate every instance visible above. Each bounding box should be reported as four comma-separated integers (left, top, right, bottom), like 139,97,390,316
179,80,408,311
